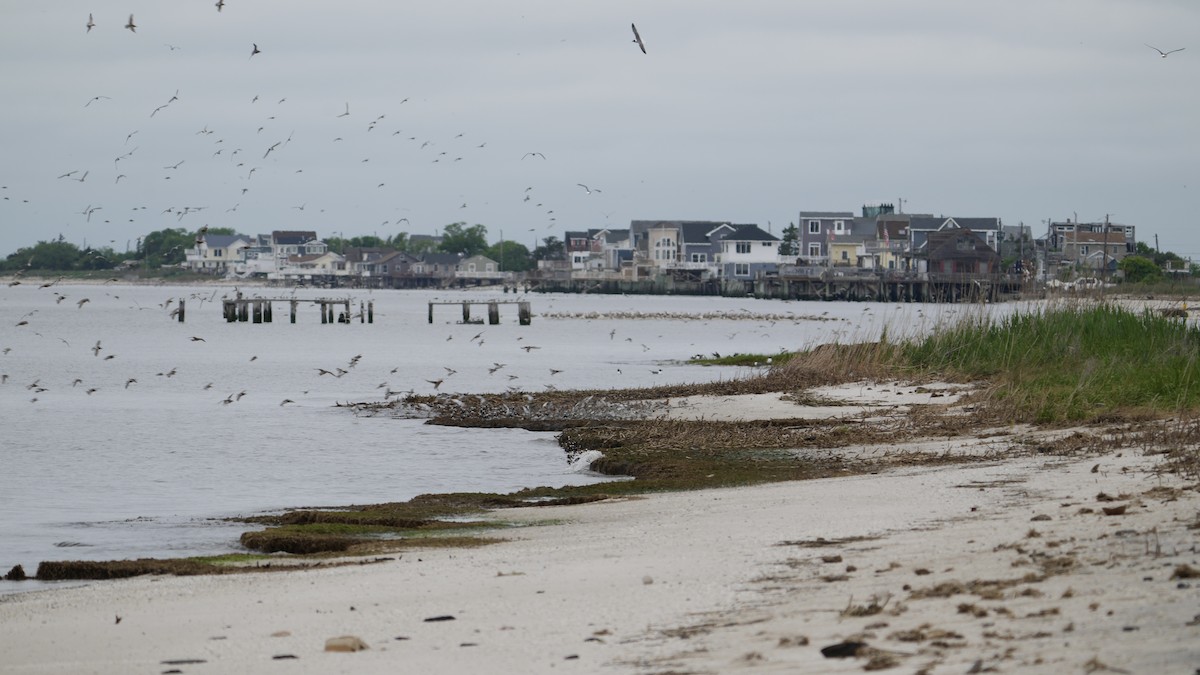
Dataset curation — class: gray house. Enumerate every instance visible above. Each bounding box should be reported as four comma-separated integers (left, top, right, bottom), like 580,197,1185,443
797,211,855,259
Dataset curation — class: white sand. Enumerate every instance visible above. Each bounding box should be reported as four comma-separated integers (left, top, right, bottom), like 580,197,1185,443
663,382,971,421
2,391,1198,673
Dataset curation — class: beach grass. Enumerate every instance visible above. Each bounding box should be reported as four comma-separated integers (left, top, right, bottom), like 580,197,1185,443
774,302,1200,424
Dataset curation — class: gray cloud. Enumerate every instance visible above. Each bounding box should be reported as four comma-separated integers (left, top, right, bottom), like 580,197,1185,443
1,1,1196,257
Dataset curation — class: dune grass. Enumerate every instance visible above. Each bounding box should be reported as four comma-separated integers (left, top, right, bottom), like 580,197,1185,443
777,302,1200,424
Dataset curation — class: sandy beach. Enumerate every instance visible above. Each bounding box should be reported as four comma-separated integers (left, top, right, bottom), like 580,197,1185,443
2,392,1197,674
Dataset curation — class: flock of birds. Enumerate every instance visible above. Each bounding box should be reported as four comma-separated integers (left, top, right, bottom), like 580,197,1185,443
3,276,849,411
0,8,661,259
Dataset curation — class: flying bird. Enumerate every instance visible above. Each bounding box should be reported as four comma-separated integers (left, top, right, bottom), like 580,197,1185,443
85,96,110,107
215,0,225,11
86,13,95,32
522,152,546,160
577,183,601,194
1145,43,1185,58
631,23,646,54
77,298,90,308
250,43,260,58
125,14,136,32
337,102,350,118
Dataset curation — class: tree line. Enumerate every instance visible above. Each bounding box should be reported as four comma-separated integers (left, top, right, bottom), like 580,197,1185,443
1,223,567,273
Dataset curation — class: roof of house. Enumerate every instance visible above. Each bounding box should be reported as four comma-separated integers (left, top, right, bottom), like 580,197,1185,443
344,247,392,262
799,211,854,219
272,230,318,245
287,253,339,264
681,221,735,243
419,252,464,266
727,224,779,242
373,250,420,265
949,217,1001,231
924,230,999,261
461,254,498,264
590,228,630,242
201,234,250,249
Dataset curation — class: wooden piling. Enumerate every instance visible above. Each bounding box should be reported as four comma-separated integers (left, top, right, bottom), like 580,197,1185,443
368,301,374,324
518,301,531,325
223,300,234,322
252,300,262,323
428,302,434,324
238,301,249,322
328,303,335,324
343,300,351,324
290,300,297,324
462,302,471,323
265,301,273,323
320,301,327,324
177,299,185,323
360,301,365,324
488,301,500,325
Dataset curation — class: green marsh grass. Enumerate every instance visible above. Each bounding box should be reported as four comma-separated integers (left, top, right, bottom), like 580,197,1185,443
779,302,1200,424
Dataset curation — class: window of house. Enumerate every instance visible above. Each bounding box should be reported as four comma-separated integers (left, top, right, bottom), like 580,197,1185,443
761,241,773,247
486,263,495,272
736,242,751,254
690,253,707,263
469,263,477,272
840,251,849,260
807,243,821,257
808,220,820,234
956,237,973,251
214,249,222,257
1080,246,1089,256
734,263,749,276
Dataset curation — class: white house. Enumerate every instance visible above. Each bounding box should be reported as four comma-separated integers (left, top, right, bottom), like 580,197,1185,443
184,234,252,274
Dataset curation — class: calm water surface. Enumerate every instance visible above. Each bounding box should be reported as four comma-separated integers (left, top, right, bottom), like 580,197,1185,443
0,282,1001,592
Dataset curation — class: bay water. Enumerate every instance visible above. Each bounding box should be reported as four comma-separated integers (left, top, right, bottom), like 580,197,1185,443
0,282,984,593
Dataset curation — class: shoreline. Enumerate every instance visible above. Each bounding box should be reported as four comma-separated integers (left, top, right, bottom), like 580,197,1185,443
1,416,1197,673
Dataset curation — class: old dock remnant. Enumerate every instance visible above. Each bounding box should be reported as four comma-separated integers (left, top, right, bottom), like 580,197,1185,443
216,293,374,324
428,300,531,325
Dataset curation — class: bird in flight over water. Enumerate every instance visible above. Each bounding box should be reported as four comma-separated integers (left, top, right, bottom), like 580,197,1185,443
250,43,261,58
631,23,646,54
1145,43,1185,58
86,13,95,32
125,14,137,33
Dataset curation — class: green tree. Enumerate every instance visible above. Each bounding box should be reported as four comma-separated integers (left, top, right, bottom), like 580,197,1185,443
486,240,533,272
140,228,192,266
438,222,489,257
347,235,387,249
4,238,82,271
532,236,565,261
778,222,800,256
385,232,409,251
1118,255,1162,283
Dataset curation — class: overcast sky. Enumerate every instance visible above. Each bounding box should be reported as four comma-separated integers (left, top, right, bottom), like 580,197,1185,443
1,1,1196,258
